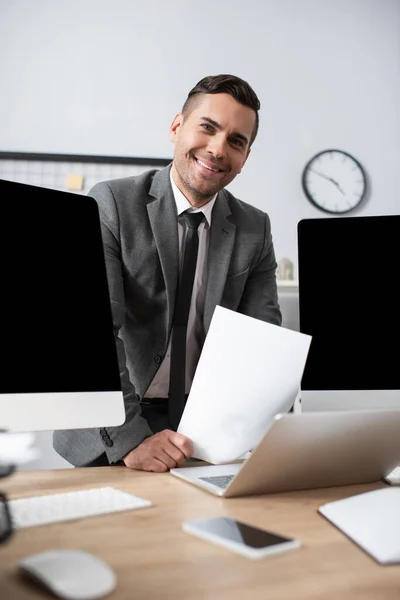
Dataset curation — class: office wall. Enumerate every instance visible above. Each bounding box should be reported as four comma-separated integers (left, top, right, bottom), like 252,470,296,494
1,0,399,469
1,0,399,271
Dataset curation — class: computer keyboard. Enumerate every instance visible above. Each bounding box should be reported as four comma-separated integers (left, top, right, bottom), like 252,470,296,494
383,466,400,485
9,486,152,529
199,474,235,489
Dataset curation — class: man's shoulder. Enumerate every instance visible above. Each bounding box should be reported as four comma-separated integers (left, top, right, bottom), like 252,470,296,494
222,188,269,224
89,167,163,200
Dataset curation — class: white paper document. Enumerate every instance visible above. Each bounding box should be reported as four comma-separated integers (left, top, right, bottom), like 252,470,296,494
178,306,312,463
319,487,400,564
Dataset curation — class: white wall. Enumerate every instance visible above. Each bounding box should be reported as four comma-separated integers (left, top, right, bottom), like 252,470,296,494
1,0,399,271
1,0,399,468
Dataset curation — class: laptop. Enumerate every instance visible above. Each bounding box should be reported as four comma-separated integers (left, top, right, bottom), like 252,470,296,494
170,408,400,497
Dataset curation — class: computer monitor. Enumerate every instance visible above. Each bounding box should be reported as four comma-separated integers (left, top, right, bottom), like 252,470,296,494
298,215,400,412
0,179,125,431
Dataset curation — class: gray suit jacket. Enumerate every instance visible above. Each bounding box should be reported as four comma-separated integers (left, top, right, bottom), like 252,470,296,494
53,165,281,466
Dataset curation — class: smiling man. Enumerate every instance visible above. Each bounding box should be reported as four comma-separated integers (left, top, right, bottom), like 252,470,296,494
53,74,282,472
170,90,256,206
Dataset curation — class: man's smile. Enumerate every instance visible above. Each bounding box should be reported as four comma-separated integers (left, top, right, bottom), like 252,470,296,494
194,156,226,174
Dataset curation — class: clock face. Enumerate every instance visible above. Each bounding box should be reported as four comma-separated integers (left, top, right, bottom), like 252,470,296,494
302,149,366,214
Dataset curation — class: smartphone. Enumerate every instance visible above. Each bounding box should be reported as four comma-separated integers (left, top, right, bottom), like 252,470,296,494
182,516,300,560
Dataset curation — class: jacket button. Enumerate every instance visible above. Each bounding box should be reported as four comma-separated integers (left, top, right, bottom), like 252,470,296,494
154,354,162,365
104,439,113,447
99,428,106,435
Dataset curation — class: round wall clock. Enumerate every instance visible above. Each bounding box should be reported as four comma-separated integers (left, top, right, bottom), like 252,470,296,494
302,149,367,214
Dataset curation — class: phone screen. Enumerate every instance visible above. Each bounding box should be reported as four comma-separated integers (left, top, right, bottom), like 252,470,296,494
190,517,294,549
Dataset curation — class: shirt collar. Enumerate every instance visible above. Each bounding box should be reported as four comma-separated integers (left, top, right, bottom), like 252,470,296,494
170,170,217,227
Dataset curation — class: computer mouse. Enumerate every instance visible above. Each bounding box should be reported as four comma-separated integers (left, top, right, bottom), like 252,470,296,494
18,549,117,600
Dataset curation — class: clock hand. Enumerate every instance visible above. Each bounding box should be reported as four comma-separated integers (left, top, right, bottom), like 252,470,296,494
310,168,332,182
334,182,345,195
310,169,345,195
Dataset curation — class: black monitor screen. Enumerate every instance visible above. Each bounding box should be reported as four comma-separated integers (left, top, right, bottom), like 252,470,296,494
298,215,400,391
0,179,121,394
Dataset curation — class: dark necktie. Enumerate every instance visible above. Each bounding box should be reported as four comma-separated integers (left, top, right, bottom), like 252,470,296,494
168,211,204,430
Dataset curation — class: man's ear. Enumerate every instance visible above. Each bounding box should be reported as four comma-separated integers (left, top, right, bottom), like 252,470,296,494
170,113,183,142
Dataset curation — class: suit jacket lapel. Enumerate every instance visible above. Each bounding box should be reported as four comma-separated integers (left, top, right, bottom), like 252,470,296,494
204,190,236,331
147,166,179,334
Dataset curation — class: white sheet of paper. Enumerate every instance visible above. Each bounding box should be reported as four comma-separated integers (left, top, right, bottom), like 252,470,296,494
178,306,312,464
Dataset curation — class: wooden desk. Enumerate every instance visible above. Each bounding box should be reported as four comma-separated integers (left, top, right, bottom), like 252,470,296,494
0,468,398,600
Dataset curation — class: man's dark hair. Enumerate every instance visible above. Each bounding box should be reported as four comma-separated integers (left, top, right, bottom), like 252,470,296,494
182,74,260,146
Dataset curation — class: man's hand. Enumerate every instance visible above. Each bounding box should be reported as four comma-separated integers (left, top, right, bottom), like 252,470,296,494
122,430,193,472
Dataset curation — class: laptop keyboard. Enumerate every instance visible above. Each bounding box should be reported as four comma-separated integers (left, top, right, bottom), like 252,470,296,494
199,474,235,489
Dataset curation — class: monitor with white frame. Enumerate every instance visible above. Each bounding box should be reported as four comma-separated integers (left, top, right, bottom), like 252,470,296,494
0,179,125,431
298,214,400,412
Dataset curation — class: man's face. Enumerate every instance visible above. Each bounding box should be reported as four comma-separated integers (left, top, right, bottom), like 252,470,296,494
170,93,255,207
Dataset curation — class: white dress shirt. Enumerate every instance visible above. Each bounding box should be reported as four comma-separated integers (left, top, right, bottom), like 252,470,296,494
144,172,217,398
